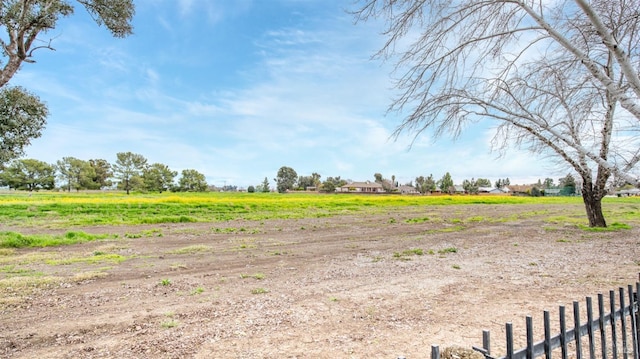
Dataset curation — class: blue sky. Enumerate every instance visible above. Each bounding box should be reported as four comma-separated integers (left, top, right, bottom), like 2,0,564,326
12,0,560,188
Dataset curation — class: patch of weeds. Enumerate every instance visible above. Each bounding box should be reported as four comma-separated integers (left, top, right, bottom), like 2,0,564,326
0,231,113,248
0,265,43,277
513,243,519,247
190,287,204,295
237,243,257,250
125,229,163,239
393,248,424,260
424,225,465,234
452,264,461,270
172,228,206,236
143,229,163,237
0,248,15,256
0,275,61,291
388,218,396,224
371,256,383,263
528,262,538,266
160,278,171,286
450,218,463,224
170,263,188,270
406,248,423,256
556,239,571,243
240,273,265,280
212,227,243,234
329,297,339,302
169,245,211,254
72,271,108,282
578,222,632,231
0,252,56,266
545,215,584,226
251,287,269,294
161,319,179,329
438,247,458,254
466,216,486,223
405,217,430,224
45,253,128,265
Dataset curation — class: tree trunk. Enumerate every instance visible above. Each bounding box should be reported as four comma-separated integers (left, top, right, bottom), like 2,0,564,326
581,182,607,227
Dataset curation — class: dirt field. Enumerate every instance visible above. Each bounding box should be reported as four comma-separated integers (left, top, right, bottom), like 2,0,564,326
1,202,639,358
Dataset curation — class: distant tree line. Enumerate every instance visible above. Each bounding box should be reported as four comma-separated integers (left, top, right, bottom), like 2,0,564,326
267,166,583,196
0,157,585,197
0,152,208,194
267,166,347,193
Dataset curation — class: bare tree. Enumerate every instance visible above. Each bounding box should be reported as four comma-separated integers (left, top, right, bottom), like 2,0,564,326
354,0,640,227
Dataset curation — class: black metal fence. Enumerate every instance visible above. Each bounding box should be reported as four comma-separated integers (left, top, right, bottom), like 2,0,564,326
428,281,639,359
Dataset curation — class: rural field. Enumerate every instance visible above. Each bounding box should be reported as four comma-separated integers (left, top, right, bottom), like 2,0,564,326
0,192,639,358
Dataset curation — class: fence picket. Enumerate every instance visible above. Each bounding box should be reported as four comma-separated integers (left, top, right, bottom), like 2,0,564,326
483,330,491,357
527,316,535,359
612,290,619,359
629,284,639,359
507,322,514,359
575,301,583,359
560,305,568,359
470,281,639,359
621,288,629,359
587,296,595,359
599,293,607,359
544,311,551,359
431,345,440,359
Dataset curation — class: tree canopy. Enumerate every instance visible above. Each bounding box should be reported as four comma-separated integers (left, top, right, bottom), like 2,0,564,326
143,163,176,193
56,156,95,192
275,166,297,193
0,87,47,167
113,151,147,194
177,169,208,192
0,158,54,190
0,0,134,166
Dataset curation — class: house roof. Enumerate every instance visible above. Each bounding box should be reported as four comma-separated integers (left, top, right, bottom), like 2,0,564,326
340,181,383,188
617,188,640,194
478,186,498,192
397,185,418,192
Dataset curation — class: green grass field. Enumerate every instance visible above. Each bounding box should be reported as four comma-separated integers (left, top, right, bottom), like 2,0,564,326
0,191,638,228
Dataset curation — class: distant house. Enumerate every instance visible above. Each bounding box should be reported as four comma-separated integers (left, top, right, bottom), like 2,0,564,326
616,188,640,197
337,181,384,193
478,187,506,194
397,185,419,194
453,185,465,194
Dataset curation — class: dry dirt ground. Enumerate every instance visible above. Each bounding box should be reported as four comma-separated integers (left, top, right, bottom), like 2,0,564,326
0,203,639,358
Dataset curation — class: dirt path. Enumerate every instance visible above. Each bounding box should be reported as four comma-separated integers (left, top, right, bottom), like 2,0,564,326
1,203,638,358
